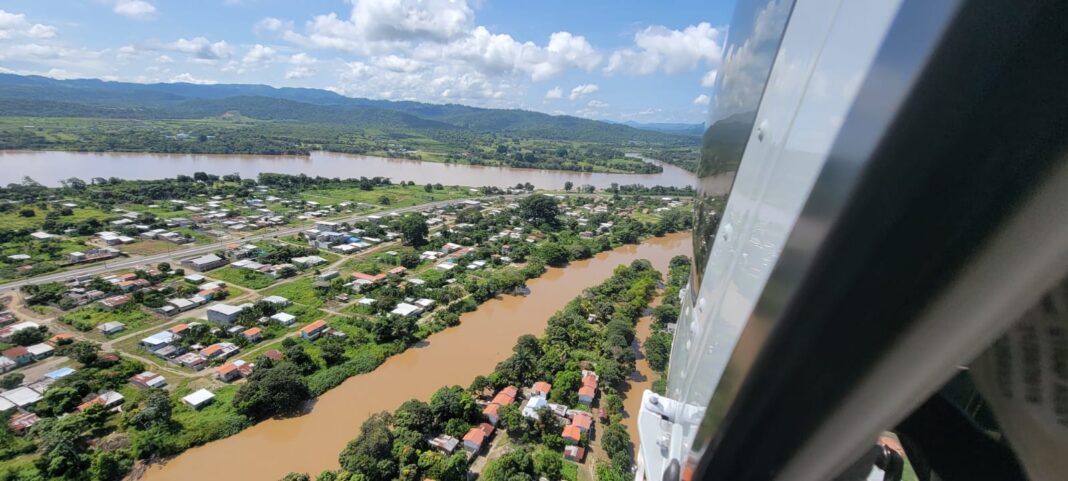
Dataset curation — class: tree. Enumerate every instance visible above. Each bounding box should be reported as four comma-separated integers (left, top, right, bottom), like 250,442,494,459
430,385,477,427
535,243,569,266
644,331,673,372
339,412,396,481
393,399,434,434
424,184,433,193
89,449,131,481
157,262,172,273
233,362,312,420
378,195,392,205
600,423,630,461
482,449,536,481
283,344,318,375
519,194,560,228
468,375,492,396
398,213,429,246
125,388,173,430
564,181,573,192
533,445,563,480
319,336,348,366
61,340,100,365
280,473,310,481
0,372,24,389
10,326,46,347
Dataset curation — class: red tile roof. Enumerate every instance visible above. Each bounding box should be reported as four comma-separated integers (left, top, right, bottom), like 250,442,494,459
263,350,284,361
532,381,552,394
578,386,596,399
463,427,486,447
2,346,29,359
570,413,592,430
301,319,328,335
581,374,598,388
352,272,386,282
242,327,262,337
562,425,582,442
169,323,190,334
483,403,500,418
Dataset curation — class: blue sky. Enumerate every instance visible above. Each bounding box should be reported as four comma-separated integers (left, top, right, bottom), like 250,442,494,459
0,0,734,123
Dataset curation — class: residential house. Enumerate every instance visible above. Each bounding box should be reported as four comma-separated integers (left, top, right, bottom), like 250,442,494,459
262,295,290,307
262,350,284,362
0,386,43,408
215,362,243,382
98,294,132,310
390,303,423,317
429,434,460,455
207,304,246,324
76,390,124,412
25,343,54,360
182,389,215,409
531,381,552,398
577,386,596,405
130,371,167,389
563,445,586,462
176,352,207,370
521,396,548,420
241,327,262,342
141,331,176,351
2,347,32,366
463,423,496,454
0,357,14,373
8,412,40,435
271,312,297,326
199,342,239,361
570,412,593,433
0,322,38,342
482,403,501,426
562,425,582,444
291,255,326,268
182,254,227,272
300,320,329,340
98,321,126,335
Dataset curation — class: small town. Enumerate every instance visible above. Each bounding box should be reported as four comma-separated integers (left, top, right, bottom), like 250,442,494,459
0,176,692,481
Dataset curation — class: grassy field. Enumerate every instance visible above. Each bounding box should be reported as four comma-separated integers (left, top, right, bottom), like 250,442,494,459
0,205,111,231
207,266,277,290
123,240,181,256
262,278,325,308
58,305,157,332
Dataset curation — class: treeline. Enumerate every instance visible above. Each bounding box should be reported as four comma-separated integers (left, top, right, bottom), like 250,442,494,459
645,256,692,393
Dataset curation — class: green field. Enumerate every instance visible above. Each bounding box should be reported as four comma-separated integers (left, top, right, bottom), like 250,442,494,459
262,278,325,308
207,266,278,290
58,305,157,332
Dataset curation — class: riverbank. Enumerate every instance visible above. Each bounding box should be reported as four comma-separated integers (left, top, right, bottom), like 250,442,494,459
136,232,692,481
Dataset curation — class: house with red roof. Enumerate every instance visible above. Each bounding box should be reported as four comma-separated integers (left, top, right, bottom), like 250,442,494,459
242,327,262,342
531,381,552,397
578,386,596,405
483,402,501,425
352,272,387,283
570,412,593,433
8,412,39,435
563,445,586,462
301,320,329,340
562,425,582,444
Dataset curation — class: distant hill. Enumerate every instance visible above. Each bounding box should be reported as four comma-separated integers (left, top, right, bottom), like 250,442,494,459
621,121,705,137
0,74,697,145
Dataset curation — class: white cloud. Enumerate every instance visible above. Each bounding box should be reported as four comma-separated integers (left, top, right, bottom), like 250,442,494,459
568,83,598,100
256,17,291,33
112,0,157,19
701,70,718,87
241,44,276,69
285,67,314,79
167,37,230,61
170,72,217,84
0,9,57,40
289,53,317,65
544,86,562,99
155,54,173,64
693,94,710,105
349,0,473,42
373,54,421,73
606,22,723,75
117,45,139,62
587,100,609,108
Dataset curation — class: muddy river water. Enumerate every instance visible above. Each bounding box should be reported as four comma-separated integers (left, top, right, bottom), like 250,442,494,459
139,232,692,481
0,150,696,189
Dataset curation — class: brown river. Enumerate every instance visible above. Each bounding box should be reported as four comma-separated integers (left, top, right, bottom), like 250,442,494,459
139,232,692,481
0,150,696,189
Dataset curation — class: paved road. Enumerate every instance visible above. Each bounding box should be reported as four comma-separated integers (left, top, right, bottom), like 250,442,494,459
0,196,494,292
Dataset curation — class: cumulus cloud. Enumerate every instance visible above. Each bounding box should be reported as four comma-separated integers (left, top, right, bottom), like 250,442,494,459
701,70,718,87
544,86,562,99
606,22,723,75
112,0,157,19
256,17,291,33
289,53,317,65
285,67,314,79
693,94,710,105
587,100,609,108
167,37,229,61
241,44,276,69
170,72,217,84
568,83,598,100
0,9,57,40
